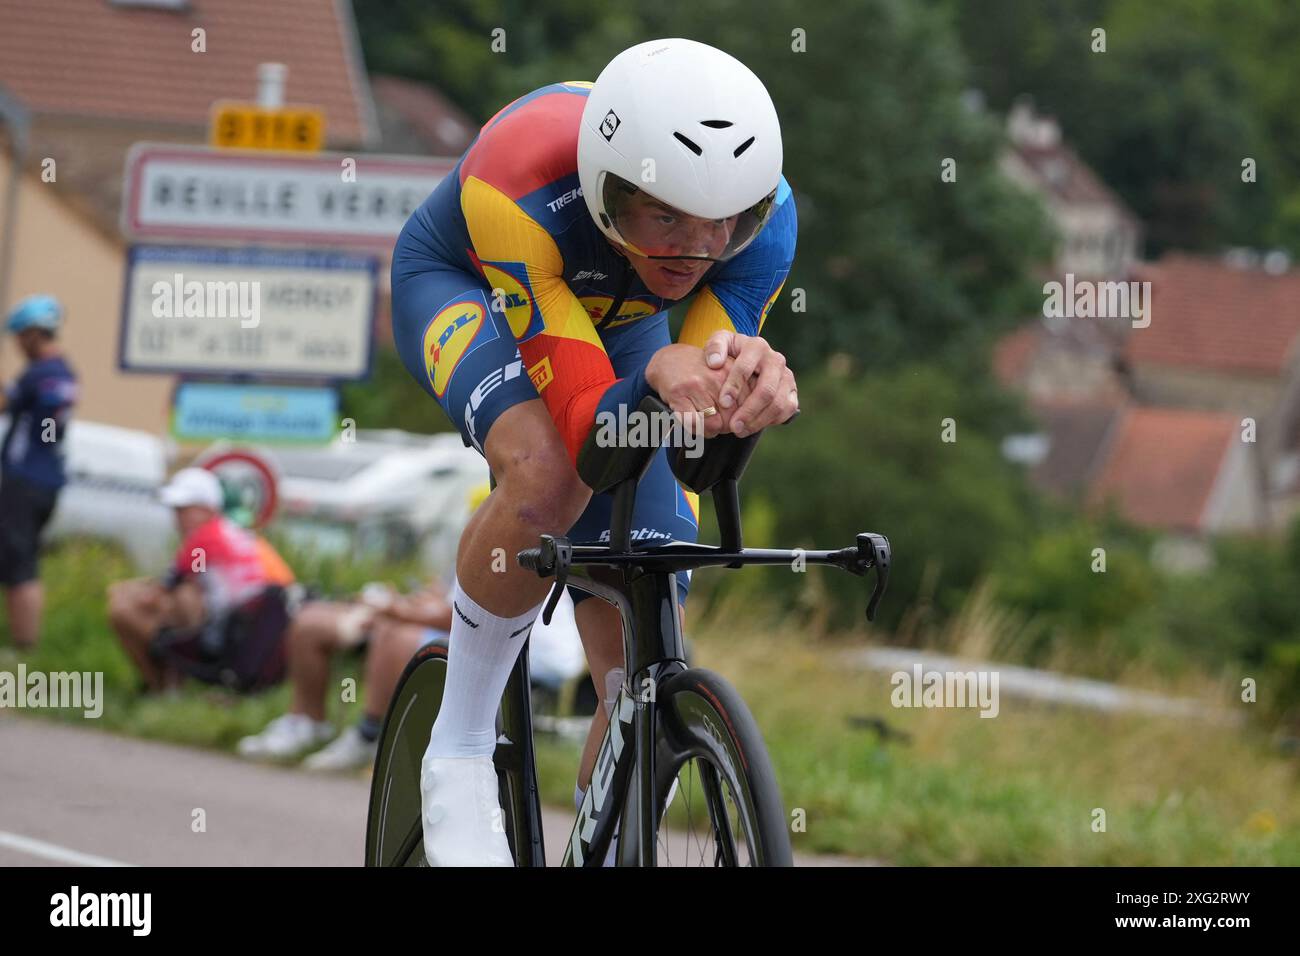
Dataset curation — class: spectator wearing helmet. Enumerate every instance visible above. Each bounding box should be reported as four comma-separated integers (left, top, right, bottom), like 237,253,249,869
0,294,78,650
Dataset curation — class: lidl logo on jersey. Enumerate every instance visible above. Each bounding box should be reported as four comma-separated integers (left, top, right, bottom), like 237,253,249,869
676,485,700,526
423,292,497,397
482,261,544,342
579,294,657,329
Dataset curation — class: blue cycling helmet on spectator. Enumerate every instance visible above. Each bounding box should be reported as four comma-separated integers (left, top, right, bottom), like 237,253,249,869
6,294,64,334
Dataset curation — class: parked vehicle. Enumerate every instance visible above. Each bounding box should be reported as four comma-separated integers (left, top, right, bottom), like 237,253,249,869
267,429,489,576
266,431,592,715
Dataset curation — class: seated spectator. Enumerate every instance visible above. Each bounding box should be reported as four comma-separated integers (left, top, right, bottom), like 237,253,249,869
108,467,295,692
236,582,453,771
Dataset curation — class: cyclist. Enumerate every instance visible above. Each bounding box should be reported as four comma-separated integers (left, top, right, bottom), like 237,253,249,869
391,38,799,865
1,295,78,651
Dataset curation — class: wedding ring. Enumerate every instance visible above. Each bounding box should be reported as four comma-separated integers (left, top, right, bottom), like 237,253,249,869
698,405,718,417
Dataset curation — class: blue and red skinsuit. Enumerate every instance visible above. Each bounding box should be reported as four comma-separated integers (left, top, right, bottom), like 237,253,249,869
391,81,797,602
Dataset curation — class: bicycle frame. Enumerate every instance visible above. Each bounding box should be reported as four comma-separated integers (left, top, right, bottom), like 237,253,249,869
501,537,888,867
490,559,684,867
496,395,890,867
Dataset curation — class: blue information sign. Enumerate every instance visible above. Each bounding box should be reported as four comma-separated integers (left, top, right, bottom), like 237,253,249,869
172,381,338,444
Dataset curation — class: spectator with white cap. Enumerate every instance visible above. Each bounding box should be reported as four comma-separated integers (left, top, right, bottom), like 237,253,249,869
108,466,295,692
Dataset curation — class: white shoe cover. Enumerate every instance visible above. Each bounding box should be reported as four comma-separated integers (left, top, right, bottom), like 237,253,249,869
420,753,514,866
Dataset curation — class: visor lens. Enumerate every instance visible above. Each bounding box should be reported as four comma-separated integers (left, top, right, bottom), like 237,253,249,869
599,174,775,262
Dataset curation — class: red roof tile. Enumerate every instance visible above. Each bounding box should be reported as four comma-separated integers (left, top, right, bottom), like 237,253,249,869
0,0,376,145
992,323,1039,388
1125,253,1300,376
370,74,477,157
1028,398,1125,498
1087,406,1238,531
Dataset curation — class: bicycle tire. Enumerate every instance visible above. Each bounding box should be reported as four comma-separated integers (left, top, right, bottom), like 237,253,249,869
364,642,448,867
651,668,792,867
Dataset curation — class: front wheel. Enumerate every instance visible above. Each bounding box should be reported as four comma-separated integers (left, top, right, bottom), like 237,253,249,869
651,668,792,866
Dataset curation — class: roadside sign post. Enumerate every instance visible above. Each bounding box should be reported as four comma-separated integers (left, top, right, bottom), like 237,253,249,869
210,102,326,153
121,144,454,249
120,110,454,450
172,382,340,446
118,142,455,447
119,245,377,381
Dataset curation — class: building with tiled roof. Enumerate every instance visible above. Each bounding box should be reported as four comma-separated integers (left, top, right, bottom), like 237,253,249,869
1125,253,1300,379
1086,406,1259,534
0,0,377,145
1000,99,1142,281
1120,253,1300,512
0,0,385,433
995,248,1300,534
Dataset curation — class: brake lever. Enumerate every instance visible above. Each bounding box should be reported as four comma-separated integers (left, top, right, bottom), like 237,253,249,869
857,532,892,622
535,534,572,625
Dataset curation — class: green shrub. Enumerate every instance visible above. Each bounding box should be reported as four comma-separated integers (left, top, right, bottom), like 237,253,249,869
719,362,1036,632
991,519,1157,664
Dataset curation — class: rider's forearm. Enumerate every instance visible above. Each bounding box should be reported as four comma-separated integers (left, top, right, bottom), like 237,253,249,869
530,364,654,467
592,365,652,427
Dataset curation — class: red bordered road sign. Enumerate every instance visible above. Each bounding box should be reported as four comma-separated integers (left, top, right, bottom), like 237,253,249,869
121,143,457,249
195,446,280,529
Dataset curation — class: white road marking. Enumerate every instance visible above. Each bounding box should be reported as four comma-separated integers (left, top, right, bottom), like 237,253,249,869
0,830,133,867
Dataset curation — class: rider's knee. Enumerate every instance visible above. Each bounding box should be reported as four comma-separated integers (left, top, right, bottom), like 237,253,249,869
490,434,590,533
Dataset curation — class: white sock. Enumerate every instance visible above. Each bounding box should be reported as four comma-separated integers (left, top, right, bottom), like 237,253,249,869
425,581,542,758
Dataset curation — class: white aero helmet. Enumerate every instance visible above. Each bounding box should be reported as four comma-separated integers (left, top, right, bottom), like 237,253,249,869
577,38,782,262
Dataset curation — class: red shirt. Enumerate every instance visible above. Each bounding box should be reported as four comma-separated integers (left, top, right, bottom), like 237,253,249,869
172,515,294,617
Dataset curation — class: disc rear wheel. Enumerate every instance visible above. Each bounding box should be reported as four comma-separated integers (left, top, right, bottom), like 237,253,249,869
365,643,448,867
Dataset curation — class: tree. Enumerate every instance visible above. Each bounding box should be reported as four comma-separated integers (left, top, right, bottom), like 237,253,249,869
353,0,1053,374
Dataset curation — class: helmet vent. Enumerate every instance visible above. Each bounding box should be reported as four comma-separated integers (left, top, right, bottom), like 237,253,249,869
700,120,733,128
673,131,703,155
733,136,756,157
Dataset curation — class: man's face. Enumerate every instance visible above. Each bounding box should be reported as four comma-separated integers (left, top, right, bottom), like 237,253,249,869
16,328,45,360
174,505,215,535
615,192,736,298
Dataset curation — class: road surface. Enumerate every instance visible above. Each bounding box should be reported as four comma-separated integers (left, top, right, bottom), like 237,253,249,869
0,716,868,867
